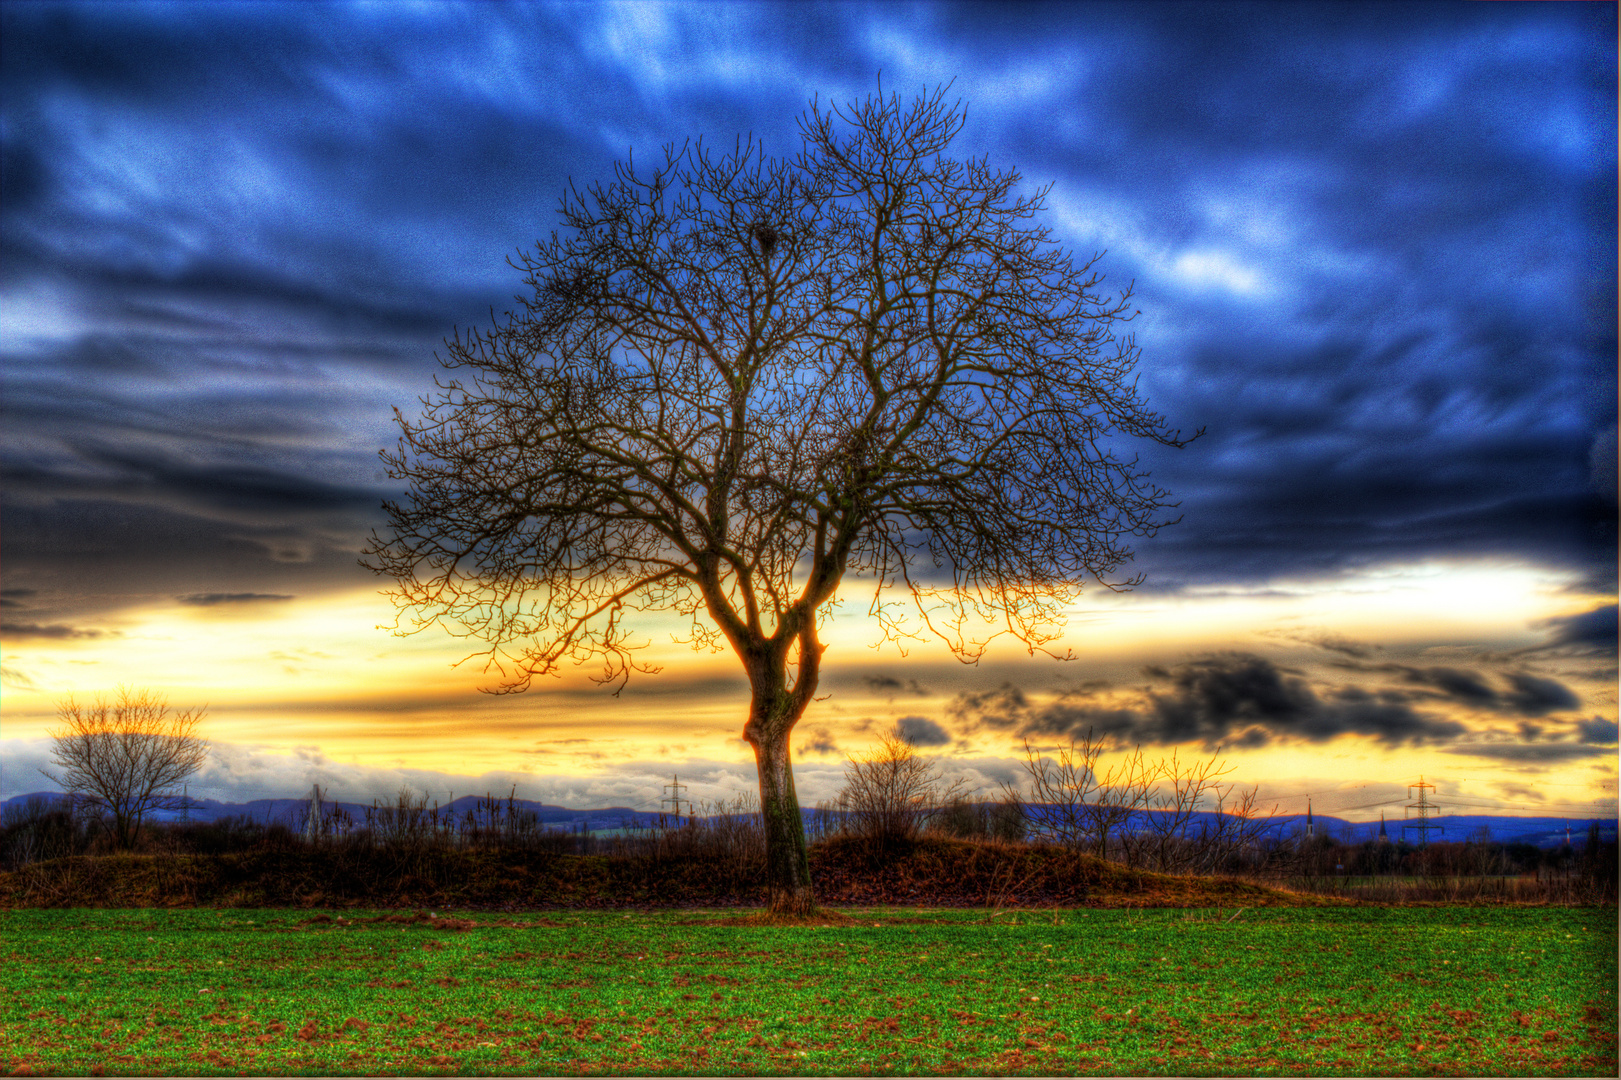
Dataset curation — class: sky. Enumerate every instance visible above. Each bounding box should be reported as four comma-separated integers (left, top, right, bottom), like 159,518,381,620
1,0,1615,826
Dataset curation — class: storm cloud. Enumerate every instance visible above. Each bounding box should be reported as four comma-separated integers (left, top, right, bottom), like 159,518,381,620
1576,716,1620,745
1502,674,1583,717
1146,655,1470,746
795,727,841,758
1531,604,1620,655
1440,741,1615,764
862,674,930,699
0,621,116,640
895,716,953,747
176,593,295,607
0,1,1612,624
950,652,1494,749
1361,664,1585,718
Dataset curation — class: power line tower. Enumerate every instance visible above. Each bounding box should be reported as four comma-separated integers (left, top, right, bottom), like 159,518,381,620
660,774,690,823
303,783,325,843
1402,776,1444,847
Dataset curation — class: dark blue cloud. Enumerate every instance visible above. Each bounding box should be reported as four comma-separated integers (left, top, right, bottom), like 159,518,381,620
862,674,929,698
1,0,1613,625
795,728,840,757
1501,673,1582,718
1335,662,1585,719
1441,741,1613,764
895,716,952,747
176,593,294,607
1388,666,1499,706
0,621,117,641
1577,716,1619,746
1531,604,1619,655
945,651,1578,748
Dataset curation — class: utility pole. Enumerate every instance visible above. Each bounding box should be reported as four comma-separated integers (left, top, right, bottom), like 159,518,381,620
304,783,324,843
660,774,690,823
1402,776,1444,847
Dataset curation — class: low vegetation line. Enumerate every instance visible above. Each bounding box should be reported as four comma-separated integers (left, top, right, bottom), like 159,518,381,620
2,906,1615,1076
0,835,1347,911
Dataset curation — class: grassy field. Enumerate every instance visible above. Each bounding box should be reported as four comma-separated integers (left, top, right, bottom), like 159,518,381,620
2,906,1615,1076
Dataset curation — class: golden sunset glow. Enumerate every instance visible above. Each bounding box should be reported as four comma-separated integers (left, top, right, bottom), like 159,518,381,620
4,556,1613,817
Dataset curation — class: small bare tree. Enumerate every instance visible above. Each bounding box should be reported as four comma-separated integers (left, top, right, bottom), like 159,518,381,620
1138,749,1276,874
1126,745,1230,870
364,84,1196,914
1009,732,1275,871
43,687,208,851
1007,731,1152,859
838,729,966,847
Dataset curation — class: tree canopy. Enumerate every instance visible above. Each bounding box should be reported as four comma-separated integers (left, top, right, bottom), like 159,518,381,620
44,686,208,851
365,84,1196,914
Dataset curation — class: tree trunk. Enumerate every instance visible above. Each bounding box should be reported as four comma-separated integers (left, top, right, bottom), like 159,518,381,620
742,646,818,916
113,807,136,851
750,722,815,915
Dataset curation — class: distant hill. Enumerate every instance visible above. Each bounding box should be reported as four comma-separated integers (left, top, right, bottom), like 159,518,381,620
1018,806,1616,849
0,792,674,835
1250,811,1615,849
4,791,1613,848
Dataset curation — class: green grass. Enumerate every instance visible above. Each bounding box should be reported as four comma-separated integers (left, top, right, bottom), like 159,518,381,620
2,906,1614,1076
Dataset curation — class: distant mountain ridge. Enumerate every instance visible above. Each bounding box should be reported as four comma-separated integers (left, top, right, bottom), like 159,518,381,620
1,792,670,834
3,791,1613,848
1257,812,1615,849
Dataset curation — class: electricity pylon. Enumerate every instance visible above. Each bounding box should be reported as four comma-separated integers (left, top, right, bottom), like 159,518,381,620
660,775,690,822
1402,776,1444,847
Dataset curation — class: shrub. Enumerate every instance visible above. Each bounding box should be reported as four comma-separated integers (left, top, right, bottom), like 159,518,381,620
0,796,89,869
837,731,967,849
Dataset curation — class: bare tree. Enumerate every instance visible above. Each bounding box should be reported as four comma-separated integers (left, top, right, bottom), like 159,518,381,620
364,84,1196,915
1129,745,1231,871
1009,733,1276,872
837,729,967,847
1009,731,1155,860
43,687,208,851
